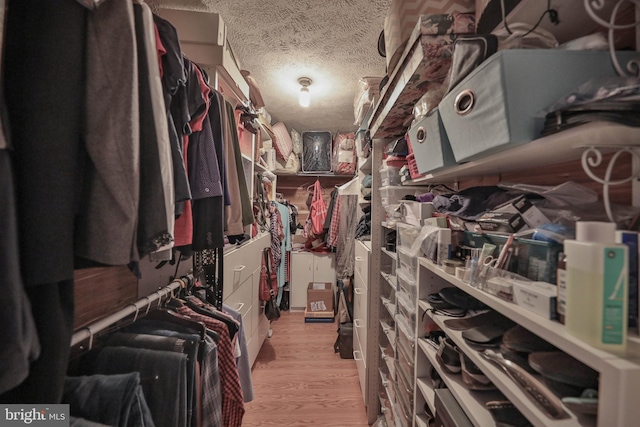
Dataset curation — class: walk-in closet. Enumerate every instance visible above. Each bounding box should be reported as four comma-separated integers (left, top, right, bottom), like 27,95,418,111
1,1,640,427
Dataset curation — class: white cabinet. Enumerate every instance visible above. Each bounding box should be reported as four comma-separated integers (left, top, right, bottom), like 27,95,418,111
354,240,371,404
223,233,270,366
290,252,336,310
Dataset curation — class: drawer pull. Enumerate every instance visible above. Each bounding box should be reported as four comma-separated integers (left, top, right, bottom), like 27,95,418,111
353,350,363,361
454,89,475,116
236,302,245,311
354,287,364,295
416,127,426,144
233,265,246,273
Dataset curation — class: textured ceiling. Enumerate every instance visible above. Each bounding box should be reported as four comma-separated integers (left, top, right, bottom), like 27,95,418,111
154,0,391,133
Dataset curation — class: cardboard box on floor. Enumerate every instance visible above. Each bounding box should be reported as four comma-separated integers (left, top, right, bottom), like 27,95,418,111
306,282,334,313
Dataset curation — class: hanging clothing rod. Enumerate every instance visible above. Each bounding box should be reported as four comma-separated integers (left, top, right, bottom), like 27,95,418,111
70,279,183,348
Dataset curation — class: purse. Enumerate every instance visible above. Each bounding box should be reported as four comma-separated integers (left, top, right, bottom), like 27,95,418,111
310,180,327,236
259,248,278,302
264,289,281,321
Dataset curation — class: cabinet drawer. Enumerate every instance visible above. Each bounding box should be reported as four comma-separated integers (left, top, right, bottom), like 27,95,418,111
223,273,252,318
223,234,269,301
353,275,368,357
353,345,367,405
250,293,261,336
354,240,370,283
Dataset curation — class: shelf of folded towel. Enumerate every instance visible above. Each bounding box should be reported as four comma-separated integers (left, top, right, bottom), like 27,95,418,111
418,257,640,427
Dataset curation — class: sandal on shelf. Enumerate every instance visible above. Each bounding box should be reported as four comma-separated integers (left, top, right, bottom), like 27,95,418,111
436,336,462,374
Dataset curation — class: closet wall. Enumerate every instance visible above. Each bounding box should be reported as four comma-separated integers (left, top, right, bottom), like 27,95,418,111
276,174,354,218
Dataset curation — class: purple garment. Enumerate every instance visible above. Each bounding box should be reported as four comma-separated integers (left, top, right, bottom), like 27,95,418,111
416,192,435,203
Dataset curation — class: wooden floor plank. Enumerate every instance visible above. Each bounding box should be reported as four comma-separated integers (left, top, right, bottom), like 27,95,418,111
242,312,370,426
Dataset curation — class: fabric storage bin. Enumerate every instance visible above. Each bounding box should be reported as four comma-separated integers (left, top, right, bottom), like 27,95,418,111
301,131,333,172
383,0,475,74
401,200,436,227
379,185,425,207
380,166,402,186
371,13,476,138
440,49,638,163
408,108,457,174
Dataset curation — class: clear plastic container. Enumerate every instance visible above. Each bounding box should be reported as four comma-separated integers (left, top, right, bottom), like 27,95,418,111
396,222,421,249
397,246,418,277
397,268,417,301
379,166,402,186
397,290,417,332
379,185,424,207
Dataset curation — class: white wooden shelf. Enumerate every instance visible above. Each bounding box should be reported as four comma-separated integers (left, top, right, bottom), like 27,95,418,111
381,296,396,319
416,377,435,416
359,155,372,173
417,337,503,427
381,248,397,261
418,257,640,366
381,272,397,292
380,345,396,382
409,123,640,185
426,309,596,427
380,319,396,353
494,0,636,44
415,413,430,427
419,257,640,426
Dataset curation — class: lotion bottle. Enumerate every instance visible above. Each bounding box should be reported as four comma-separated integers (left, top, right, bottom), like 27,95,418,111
565,221,628,352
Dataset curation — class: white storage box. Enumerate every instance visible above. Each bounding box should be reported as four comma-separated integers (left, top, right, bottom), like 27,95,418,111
401,200,436,227
157,8,249,100
512,280,557,320
379,185,425,207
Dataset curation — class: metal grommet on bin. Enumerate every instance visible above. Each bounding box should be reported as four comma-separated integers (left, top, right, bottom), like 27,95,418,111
454,89,475,116
416,127,426,144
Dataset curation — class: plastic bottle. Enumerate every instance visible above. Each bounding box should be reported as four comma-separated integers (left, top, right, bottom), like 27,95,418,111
565,221,628,352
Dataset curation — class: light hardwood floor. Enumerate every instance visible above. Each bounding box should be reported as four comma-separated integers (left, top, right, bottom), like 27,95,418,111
242,311,370,426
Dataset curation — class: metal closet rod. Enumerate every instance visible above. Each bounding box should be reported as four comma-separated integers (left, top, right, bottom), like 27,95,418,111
70,279,183,348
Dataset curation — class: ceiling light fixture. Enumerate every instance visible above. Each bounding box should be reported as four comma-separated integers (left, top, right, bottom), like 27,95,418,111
298,77,312,108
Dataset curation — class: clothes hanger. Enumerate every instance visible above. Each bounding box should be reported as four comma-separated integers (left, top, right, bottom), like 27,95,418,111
144,307,208,341
184,298,239,341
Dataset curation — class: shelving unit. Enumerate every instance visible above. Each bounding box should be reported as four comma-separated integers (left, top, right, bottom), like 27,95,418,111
359,2,640,425
418,257,640,427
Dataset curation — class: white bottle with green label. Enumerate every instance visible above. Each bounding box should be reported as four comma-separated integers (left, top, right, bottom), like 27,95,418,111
565,221,628,352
